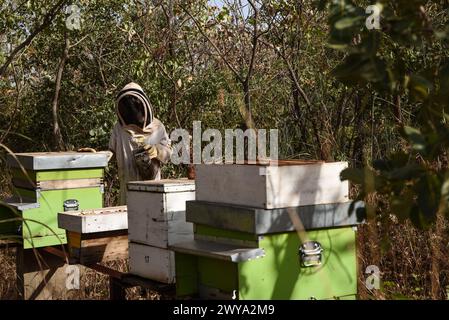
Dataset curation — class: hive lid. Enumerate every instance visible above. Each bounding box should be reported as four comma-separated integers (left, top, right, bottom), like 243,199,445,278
127,179,195,193
196,159,325,167
6,152,112,170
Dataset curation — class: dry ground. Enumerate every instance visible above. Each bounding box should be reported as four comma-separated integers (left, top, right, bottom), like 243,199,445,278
1,219,449,300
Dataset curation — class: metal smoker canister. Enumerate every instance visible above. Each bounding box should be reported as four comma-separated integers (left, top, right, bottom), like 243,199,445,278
63,199,79,212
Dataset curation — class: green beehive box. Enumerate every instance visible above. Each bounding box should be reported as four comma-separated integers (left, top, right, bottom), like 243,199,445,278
172,200,365,300
0,152,111,248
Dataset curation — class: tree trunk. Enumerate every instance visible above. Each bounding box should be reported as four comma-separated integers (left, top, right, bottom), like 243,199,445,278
52,33,70,151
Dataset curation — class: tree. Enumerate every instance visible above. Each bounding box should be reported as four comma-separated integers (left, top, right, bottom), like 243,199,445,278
321,0,449,298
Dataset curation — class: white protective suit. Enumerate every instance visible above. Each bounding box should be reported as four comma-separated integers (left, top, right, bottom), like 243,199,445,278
108,83,173,204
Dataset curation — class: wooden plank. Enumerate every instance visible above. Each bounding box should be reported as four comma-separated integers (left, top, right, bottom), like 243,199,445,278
58,206,127,233
110,277,126,300
67,230,128,264
170,239,266,263
13,177,103,191
127,179,195,193
195,162,349,209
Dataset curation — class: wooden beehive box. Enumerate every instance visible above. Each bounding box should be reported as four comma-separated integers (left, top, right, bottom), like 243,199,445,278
195,161,349,209
58,206,128,264
128,242,176,283
127,179,195,283
127,179,195,248
3,151,111,248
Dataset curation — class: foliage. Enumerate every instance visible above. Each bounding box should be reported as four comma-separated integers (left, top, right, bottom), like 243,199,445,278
320,0,449,229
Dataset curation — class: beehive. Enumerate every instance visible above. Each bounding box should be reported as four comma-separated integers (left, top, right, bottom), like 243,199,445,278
194,161,349,209
58,206,128,264
171,161,365,300
1,152,111,248
127,179,195,283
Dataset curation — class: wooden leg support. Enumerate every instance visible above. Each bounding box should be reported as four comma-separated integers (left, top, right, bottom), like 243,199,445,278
109,276,126,300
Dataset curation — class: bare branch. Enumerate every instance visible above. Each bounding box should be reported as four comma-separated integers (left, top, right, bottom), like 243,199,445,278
52,32,70,151
179,3,244,83
0,0,68,78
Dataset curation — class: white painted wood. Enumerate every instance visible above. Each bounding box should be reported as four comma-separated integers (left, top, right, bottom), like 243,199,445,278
195,162,349,209
127,180,195,248
128,242,175,283
195,164,267,207
127,179,195,193
264,162,349,208
57,206,127,233
165,192,195,215
7,151,111,170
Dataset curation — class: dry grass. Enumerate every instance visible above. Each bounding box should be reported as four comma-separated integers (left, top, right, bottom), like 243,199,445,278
0,252,162,300
0,247,18,299
357,218,449,300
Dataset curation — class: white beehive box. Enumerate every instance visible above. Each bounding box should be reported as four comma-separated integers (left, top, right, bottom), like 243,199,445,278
195,161,349,209
129,242,175,283
58,206,128,233
127,179,195,248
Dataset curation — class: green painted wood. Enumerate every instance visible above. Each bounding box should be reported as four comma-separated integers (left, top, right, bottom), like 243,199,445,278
194,225,258,242
11,168,104,182
23,234,67,249
22,187,103,240
198,256,238,293
2,185,103,248
175,253,198,296
12,188,38,201
176,226,357,299
237,227,357,300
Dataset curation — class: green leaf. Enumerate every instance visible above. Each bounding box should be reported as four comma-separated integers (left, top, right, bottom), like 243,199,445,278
402,126,426,153
334,16,364,30
340,168,364,184
385,164,424,180
407,75,433,101
390,190,413,222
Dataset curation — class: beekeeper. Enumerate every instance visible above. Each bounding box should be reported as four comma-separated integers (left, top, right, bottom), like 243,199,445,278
108,82,173,204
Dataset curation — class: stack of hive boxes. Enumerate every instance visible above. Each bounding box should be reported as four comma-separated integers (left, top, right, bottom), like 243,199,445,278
0,151,111,299
171,161,365,300
1,152,111,248
126,179,196,283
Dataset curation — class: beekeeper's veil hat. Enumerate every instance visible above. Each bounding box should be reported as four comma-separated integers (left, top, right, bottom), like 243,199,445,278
115,82,153,132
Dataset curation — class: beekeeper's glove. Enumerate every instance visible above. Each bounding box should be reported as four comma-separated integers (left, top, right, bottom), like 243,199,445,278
127,131,158,160
138,144,158,160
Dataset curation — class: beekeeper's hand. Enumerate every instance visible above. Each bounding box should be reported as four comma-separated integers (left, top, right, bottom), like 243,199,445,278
141,144,158,160
127,130,158,160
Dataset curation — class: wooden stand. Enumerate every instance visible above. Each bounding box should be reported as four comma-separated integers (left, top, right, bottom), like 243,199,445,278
16,246,85,300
